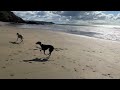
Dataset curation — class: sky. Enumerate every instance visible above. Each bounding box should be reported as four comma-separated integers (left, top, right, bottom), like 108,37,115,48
13,11,120,25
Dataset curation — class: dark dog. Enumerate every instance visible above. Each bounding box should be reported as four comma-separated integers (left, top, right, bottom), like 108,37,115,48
16,33,24,42
36,41,54,57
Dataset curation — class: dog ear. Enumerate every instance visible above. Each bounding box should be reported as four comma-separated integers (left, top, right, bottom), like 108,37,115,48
36,41,40,44
36,41,41,44
36,42,38,44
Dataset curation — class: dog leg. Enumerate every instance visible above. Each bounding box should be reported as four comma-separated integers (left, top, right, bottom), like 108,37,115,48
21,39,23,42
43,50,47,55
19,39,23,43
16,37,18,42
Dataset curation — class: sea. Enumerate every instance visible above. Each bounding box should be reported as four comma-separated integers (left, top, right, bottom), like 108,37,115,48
6,23,120,42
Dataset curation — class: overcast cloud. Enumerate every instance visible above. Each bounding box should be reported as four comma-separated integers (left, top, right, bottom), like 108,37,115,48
12,11,120,25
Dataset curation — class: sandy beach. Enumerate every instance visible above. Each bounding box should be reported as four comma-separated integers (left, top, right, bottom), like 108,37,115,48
1,25,120,79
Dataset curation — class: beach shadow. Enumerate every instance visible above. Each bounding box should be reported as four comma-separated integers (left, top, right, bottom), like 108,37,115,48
23,56,50,62
9,41,20,44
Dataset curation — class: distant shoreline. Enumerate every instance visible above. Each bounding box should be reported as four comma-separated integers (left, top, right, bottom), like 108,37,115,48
0,20,55,25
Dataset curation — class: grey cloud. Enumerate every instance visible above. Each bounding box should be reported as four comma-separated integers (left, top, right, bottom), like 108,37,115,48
35,11,46,16
12,11,118,24
51,11,94,20
115,14,120,20
53,11,105,21
58,11,81,16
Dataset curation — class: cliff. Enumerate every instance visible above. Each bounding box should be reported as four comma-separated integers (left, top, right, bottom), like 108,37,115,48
0,11,25,23
0,11,55,25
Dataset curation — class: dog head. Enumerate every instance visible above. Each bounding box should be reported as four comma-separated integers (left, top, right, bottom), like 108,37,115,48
36,41,41,45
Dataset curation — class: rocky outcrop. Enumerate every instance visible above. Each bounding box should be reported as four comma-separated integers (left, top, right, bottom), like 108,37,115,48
25,20,55,25
0,11,25,23
0,11,55,25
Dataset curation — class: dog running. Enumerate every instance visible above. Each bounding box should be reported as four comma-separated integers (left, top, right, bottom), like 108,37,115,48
36,41,54,57
16,33,24,43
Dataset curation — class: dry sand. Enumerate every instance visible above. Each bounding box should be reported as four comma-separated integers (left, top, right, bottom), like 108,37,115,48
1,25,120,79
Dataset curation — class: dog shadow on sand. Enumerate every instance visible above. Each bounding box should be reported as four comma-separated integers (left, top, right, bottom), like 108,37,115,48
9,41,20,44
23,56,50,62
